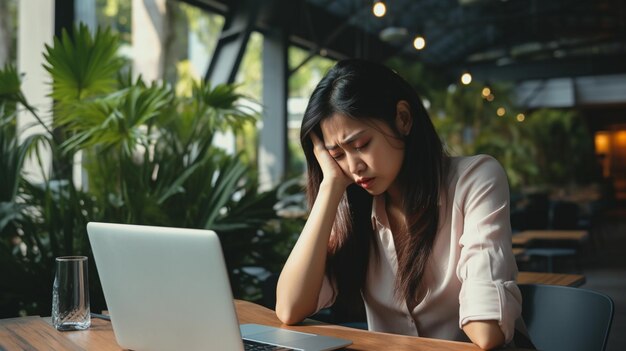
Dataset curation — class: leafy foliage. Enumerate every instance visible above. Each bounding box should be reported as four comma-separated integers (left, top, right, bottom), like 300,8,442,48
0,25,289,317
388,58,595,190
523,109,596,185
43,23,124,103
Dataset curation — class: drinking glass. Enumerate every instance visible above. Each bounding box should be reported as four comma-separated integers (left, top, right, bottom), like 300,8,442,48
52,256,91,331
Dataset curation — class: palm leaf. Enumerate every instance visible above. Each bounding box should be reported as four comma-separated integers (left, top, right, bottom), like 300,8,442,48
0,134,48,201
43,23,124,103
193,81,258,132
156,162,203,204
0,202,26,235
213,189,278,232
0,64,52,136
200,152,250,229
57,84,173,155
0,64,23,103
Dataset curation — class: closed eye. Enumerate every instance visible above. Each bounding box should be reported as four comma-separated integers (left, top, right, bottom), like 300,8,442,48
354,141,370,152
331,152,344,160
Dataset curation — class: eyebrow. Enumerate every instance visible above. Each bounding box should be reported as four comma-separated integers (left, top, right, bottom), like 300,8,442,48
325,130,366,150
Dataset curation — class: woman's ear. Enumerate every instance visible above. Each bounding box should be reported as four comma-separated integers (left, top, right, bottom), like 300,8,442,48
395,100,413,136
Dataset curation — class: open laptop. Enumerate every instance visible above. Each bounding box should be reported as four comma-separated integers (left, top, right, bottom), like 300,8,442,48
87,222,352,351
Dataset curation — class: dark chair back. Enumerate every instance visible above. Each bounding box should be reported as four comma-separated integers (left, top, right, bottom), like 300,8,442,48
551,201,581,229
519,284,614,351
524,192,551,230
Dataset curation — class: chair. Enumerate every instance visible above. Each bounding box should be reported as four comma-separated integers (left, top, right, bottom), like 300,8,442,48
523,192,551,230
524,246,579,272
524,201,585,272
551,201,581,230
519,284,614,351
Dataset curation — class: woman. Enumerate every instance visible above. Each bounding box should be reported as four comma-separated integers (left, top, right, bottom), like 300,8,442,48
275,59,525,350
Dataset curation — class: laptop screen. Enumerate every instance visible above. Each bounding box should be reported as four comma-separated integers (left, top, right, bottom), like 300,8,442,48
87,222,244,351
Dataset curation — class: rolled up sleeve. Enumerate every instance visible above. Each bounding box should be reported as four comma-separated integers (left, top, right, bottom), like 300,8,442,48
455,156,522,344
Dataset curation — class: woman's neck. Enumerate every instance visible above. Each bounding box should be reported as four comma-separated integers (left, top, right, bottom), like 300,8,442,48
385,181,404,211
385,190,406,238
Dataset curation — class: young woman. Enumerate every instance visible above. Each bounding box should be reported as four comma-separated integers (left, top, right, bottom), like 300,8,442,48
275,59,526,350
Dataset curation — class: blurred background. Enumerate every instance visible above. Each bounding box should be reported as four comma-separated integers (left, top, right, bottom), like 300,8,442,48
1,0,625,349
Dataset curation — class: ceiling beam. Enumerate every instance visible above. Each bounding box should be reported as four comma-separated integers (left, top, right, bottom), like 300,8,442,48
190,0,402,64
204,0,259,85
255,0,401,63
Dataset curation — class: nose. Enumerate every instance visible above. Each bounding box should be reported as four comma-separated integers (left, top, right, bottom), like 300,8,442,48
347,153,366,175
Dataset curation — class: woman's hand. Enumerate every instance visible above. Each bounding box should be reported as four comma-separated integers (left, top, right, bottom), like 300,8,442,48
310,132,353,189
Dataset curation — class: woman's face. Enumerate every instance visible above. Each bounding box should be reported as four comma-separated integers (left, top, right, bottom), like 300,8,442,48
319,113,406,196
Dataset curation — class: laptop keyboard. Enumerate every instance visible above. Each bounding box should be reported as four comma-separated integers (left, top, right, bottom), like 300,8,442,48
243,339,297,351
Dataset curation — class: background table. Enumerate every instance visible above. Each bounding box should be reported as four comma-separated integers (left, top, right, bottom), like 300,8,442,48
512,230,588,246
517,271,586,287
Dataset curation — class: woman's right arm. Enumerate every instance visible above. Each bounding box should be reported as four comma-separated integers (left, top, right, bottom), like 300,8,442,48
275,134,351,325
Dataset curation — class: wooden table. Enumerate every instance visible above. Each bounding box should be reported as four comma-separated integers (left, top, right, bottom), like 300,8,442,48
517,271,585,287
235,301,482,351
0,300,490,351
512,230,588,246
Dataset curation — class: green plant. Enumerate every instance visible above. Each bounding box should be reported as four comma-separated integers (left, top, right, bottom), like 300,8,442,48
523,108,596,185
0,24,288,317
0,64,52,317
386,58,599,190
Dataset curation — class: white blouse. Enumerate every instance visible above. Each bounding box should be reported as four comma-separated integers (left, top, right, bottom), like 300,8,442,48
316,155,522,344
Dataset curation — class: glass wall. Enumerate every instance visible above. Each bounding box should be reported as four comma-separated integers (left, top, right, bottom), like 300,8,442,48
94,0,224,87
286,47,335,178
234,31,263,166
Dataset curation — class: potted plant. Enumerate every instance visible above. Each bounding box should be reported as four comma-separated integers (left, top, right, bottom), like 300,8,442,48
0,24,290,317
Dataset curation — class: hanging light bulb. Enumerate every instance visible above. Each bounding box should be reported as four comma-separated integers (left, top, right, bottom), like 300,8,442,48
461,72,472,85
482,86,491,98
517,113,525,122
413,36,426,50
497,107,506,117
373,1,386,17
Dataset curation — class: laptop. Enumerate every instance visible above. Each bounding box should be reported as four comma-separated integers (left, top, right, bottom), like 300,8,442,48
87,222,352,351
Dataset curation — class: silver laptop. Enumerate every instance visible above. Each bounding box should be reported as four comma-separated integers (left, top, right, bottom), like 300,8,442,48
87,222,351,351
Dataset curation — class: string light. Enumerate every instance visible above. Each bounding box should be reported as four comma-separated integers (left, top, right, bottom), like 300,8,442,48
373,1,386,17
461,72,472,85
497,107,506,116
413,36,426,50
482,87,491,98
517,113,525,122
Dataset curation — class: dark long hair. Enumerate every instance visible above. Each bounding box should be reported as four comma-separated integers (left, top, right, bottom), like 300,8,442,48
300,59,446,313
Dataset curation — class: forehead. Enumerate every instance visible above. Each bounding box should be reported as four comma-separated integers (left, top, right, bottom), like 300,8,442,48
320,113,370,139
320,113,378,142
320,113,394,144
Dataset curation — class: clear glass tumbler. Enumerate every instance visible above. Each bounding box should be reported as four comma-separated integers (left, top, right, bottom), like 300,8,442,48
52,256,91,331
